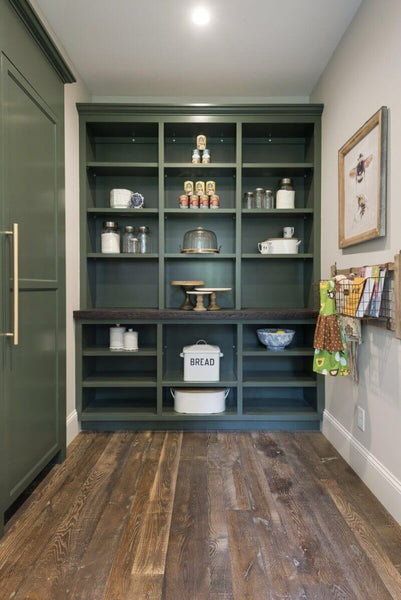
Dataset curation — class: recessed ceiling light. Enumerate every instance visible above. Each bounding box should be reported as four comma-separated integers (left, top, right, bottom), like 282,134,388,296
192,7,210,26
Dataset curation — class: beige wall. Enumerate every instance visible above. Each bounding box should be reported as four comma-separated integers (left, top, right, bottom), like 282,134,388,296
311,0,401,522
65,80,90,443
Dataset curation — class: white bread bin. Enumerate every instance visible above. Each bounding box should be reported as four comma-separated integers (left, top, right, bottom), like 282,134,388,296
171,388,229,414
180,339,223,382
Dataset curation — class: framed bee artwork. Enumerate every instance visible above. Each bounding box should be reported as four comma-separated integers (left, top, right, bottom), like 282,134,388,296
338,107,388,248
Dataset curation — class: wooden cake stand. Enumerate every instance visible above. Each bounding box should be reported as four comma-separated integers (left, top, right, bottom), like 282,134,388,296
186,290,212,312
195,287,232,310
171,280,205,310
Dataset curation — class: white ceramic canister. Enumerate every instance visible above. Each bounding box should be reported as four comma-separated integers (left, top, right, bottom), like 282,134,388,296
258,238,301,254
276,178,295,209
110,325,126,350
123,329,138,351
171,388,229,414
110,188,132,209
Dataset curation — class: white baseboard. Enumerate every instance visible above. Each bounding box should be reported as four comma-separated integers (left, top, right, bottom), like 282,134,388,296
323,410,401,524
66,409,80,446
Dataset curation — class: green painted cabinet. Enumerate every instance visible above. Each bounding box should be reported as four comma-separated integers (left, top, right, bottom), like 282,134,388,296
0,0,74,536
75,104,324,431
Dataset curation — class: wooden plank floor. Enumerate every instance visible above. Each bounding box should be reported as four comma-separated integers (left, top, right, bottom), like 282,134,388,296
1,432,401,599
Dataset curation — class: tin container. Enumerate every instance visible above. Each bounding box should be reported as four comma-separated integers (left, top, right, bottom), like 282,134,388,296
210,194,220,209
190,195,199,209
196,134,207,150
180,339,223,381
199,194,209,208
202,149,211,164
206,180,215,196
171,387,229,414
184,180,194,196
195,181,205,196
179,194,189,209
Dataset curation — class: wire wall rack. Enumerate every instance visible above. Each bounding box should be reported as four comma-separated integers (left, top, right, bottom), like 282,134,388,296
317,251,401,339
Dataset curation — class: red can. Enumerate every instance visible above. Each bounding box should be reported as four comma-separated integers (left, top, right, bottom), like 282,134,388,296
209,194,220,209
190,195,199,209
179,194,189,209
199,194,209,208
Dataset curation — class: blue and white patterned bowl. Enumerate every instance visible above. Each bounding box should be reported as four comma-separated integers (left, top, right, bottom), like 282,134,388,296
257,328,295,351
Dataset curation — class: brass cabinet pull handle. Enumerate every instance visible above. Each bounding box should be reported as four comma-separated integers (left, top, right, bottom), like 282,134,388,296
1,223,19,345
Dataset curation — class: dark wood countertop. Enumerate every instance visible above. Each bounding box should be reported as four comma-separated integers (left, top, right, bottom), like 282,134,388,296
74,308,318,321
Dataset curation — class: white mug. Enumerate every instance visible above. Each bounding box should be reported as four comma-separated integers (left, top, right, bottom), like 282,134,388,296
283,227,294,239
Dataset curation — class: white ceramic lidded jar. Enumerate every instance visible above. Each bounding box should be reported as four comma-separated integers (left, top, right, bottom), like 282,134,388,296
109,324,126,350
276,178,295,209
123,329,138,351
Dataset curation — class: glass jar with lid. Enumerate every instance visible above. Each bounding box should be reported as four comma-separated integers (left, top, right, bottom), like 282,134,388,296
276,178,295,209
123,225,140,253
263,190,274,209
138,226,151,254
101,221,120,254
243,191,254,209
254,188,264,209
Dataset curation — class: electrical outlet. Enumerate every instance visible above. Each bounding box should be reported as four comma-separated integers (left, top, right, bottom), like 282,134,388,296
357,406,366,432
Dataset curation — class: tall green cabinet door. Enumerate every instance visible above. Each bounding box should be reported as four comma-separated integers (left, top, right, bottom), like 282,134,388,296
0,55,65,515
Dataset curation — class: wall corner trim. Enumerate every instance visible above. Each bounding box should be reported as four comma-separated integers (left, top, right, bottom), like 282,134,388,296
66,409,80,446
8,0,76,83
323,409,401,525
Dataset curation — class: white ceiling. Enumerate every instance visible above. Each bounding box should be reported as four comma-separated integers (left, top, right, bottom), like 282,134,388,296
36,0,361,98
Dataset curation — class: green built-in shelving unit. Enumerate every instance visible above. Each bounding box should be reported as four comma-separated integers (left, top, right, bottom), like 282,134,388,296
74,103,323,430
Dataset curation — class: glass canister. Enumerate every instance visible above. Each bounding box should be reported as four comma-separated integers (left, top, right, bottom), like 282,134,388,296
263,190,274,209
254,188,264,209
138,226,151,254
101,221,120,254
123,225,140,253
243,192,254,209
276,178,295,209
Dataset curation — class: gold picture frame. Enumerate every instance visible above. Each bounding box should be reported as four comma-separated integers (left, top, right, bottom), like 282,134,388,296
338,107,388,248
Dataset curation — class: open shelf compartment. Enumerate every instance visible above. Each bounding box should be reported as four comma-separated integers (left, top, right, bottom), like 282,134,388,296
242,122,315,164
243,387,317,417
86,122,158,163
164,122,236,164
81,388,157,420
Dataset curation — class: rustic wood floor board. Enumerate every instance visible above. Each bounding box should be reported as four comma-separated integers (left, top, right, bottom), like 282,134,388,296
274,433,396,600
242,433,308,599
101,432,166,600
251,433,343,588
0,432,401,600
68,432,153,600
0,433,111,598
162,454,210,599
14,433,134,600
217,432,251,510
227,509,270,600
322,478,401,600
300,433,401,574
207,436,234,599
